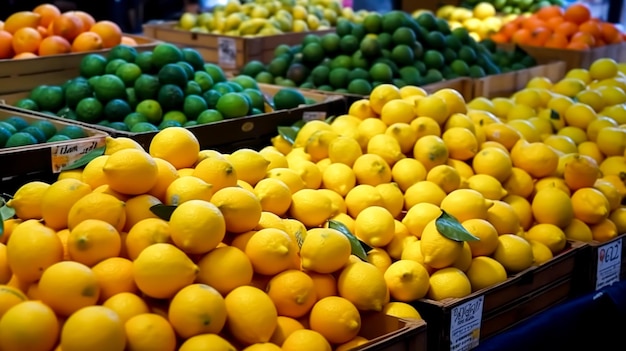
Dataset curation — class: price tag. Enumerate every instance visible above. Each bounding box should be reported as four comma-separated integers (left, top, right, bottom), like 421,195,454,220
218,37,237,69
450,296,484,351
50,139,103,173
596,237,622,290
302,111,326,122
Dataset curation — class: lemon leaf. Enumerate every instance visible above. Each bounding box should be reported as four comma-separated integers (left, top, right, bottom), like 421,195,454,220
549,109,560,120
327,219,369,261
436,210,480,242
0,204,15,221
150,204,177,221
278,126,298,144
61,146,106,171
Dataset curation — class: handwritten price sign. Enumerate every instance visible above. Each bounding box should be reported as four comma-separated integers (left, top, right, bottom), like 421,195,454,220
450,296,484,351
596,237,622,290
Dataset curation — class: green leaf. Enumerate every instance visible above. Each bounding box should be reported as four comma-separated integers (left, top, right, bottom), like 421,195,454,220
150,204,177,221
277,126,298,145
61,146,106,171
292,119,306,129
0,205,15,221
549,109,560,120
0,218,3,238
436,210,480,242
327,219,369,261
325,115,337,124
294,228,304,249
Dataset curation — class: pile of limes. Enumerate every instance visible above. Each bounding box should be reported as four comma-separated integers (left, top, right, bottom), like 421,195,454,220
13,43,310,133
0,115,89,148
241,10,537,96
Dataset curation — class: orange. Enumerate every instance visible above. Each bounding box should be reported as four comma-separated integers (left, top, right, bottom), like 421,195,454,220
555,21,579,39
564,3,591,25
600,22,622,44
71,31,103,52
545,32,569,48
90,20,122,48
50,13,84,41
11,27,41,54
65,10,95,30
0,31,13,59
38,35,71,56
578,20,601,39
571,31,596,47
33,3,61,28
536,5,564,21
3,11,41,34
121,36,137,46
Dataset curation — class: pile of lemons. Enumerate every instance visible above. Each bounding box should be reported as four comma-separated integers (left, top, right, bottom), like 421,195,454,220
1,56,626,351
433,2,518,42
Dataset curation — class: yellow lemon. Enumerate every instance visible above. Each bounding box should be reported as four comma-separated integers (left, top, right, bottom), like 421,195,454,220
383,259,430,302
402,202,441,238
404,180,447,209
386,122,418,154
440,188,494,222
179,334,237,351
380,98,415,125
354,206,395,247
305,129,340,163
487,200,522,235
367,133,405,166
337,261,389,311
267,269,316,319
589,57,619,81
328,136,363,167
289,188,333,228
319,189,347,216
420,218,464,269
103,136,143,155
288,158,323,189
492,234,533,273
375,182,404,218
563,218,593,242
472,146,513,183
525,223,567,254
224,285,278,345
211,186,263,234
344,184,386,217
38,261,100,317
6,181,49,220
427,267,471,301
414,94,450,125
385,220,412,260
259,146,289,170
40,178,92,230
433,88,467,115
321,162,356,196
192,156,238,192
564,102,597,130
597,127,626,157
169,199,225,254
266,167,306,194
391,158,427,192
7,220,63,284
529,239,554,265
510,139,559,178
91,257,137,302
531,187,574,228
227,148,271,186
502,167,534,198
124,313,177,351
282,329,331,351
300,227,351,274
269,316,305,345
426,164,461,194
369,83,401,114
0,300,59,351
442,126,478,161
444,112,475,133
462,218,499,257
352,153,392,186
168,283,227,338
590,218,618,242
101,292,150,325
382,301,422,320
103,149,158,195
124,217,171,260
410,116,442,138
466,173,507,200
245,228,299,275
356,117,388,146
367,247,393,273
348,99,376,119
60,305,126,351
503,194,534,230
253,178,292,216
149,127,200,169
571,187,611,224
466,256,507,292
196,245,253,296
551,77,586,98
578,141,605,165
453,241,473,272
147,157,179,201
594,179,622,211
565,68,591,84
413,135,449,171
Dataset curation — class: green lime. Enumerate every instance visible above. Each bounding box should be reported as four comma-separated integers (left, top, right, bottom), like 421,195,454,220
423,69,444,84
126,87,138,110
162,110,188,125
124,112,148,128
116,62,142,87
241,88,265,111
76,97,104,123
274,44,292,58
302,33,322,47
183,120,198,127
136,99,163,124
105,58,127,75
185,81,203,96
458,46,477,65
351,23,366,40
157,84,185,111
241,60,265,78
3,116,29,131
360,36,382,59
58,125,88,139
20,126,46,143
329,67,350,89
31,120,57,139
391,44,414,67
399,66,421,85
0,122,16,134
176,61,195,80
255,71,274,84
267,57,290,78
57,106,77,120
135,51,154,73
347,79,372,95
415,11,437,31
335,18,353,37
64,80,93,109
392,27,416,46
35,86,65,112
363,12,383,33
104,99,132,122
97,120,110,127
369,62,393,83
276,79,296,87
107,44,138,63
377,32,393,50
158,120,182,130
382,10,409,33
202,90,222,109
14,98,39,111
273,88,305,110
108,121,130,131
183,94,208,120
194,71,214,92
152,43,184,69
212,82,234,95
423,50,445,70
426,31,446,50
330,55,352,70
320,33,340,56
0,126,12,147
339,35,359,54
181,47,205,71
231,75,258,90
311,65,329,87
47,134,71,143
131,122,159,133
134,74,161,101
226,81,243,93
286,63,309,86
216,92,250,119
80,54,107,78
158,63,188,88
5,132,38,147
94,74,127,102
203,63,226,83
197,109,223,124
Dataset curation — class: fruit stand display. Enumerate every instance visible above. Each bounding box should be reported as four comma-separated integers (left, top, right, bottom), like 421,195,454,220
1,0,626,350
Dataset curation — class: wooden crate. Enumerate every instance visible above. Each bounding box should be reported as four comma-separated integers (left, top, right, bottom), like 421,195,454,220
142,21,334,71
355,312,427,351
472,61,567,99
422,77,474,102
0,34,159,96
411,240,587,351
518,42,626,71
0,104,107,188
575,235,626,294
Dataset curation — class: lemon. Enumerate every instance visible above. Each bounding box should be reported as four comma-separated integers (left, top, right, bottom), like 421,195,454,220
305,129,340,163
487,200,522,236
318,189,347,216
426,164,461,194
466,173,507,201
597,127,626,157
40,178,92,230
529,240,554,265
461,218,499,257
245,228,299,275
282,329,331,351
179,334,237,351
502,167,534,199
104,136,143,155
420,218,464,269
524,223,566,254
0,300,59,351
375,182,404,218
427,267,472,301
472,147,513,183
7,220,63,284
410,116,442,139
493,234,534,273
60,305,125,351
266,269,316,319
192,156,238,192
308,296,361,344
269,316,305,345
149,127,200,169
169,199,225,254
227,148,271,186
453,241,473,272
383,259,429,302
266,167,306,194
289,189,333,228
288,158,322,189
338,261,389,311
367,134,405,166
293,120,333,148
6,181,49,220
168,283,227,338
594,179,621,211
414,94,450,125
404,180,447,209
348,99,376,119
224,285,278,345
413,135,449,171
367,247,393,273
380,99,415,125
391,158,427,192
563,218,593,242
124,313,177,351
211,186,263,234
385,123,418,155
344,184,386,218
253,178,292,216
259,147,289,171
369,84,401,114
383,301,422,320
300,227,351,274
320,163,356,196
352,153,392,186
466,256,507,292
442,127,478,161
328,136,363,167
354,206,395,248
589,57,619,81
590,218,619,242
132,243,198,299
571,187,611,224
441,188,494,223
101,292,150,325
103,149,159,195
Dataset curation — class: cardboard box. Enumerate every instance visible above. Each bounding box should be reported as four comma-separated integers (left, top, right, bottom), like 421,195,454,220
422,77,474,102
0,104,107,186
575,235,626,294
472,61,567,99
412,240,586,351
518,42,626,71
142,21,334,71
0,34,160,96
355,312,427,351
2,84,347,153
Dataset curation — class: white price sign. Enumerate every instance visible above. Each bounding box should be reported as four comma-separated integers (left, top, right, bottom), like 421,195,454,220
50,139,103,173
218,37,237,68
596,237,622,290
302,111,326,121
450,296,484,351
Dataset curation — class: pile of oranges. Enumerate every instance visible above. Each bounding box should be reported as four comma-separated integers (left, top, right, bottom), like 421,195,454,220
490,3,625,50
0,3,135,60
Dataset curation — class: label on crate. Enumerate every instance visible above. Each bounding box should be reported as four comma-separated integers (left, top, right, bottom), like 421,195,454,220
302,111,326,121
596,237,623,290
50,139,102,173
450,295,484,351
218,37,237,68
